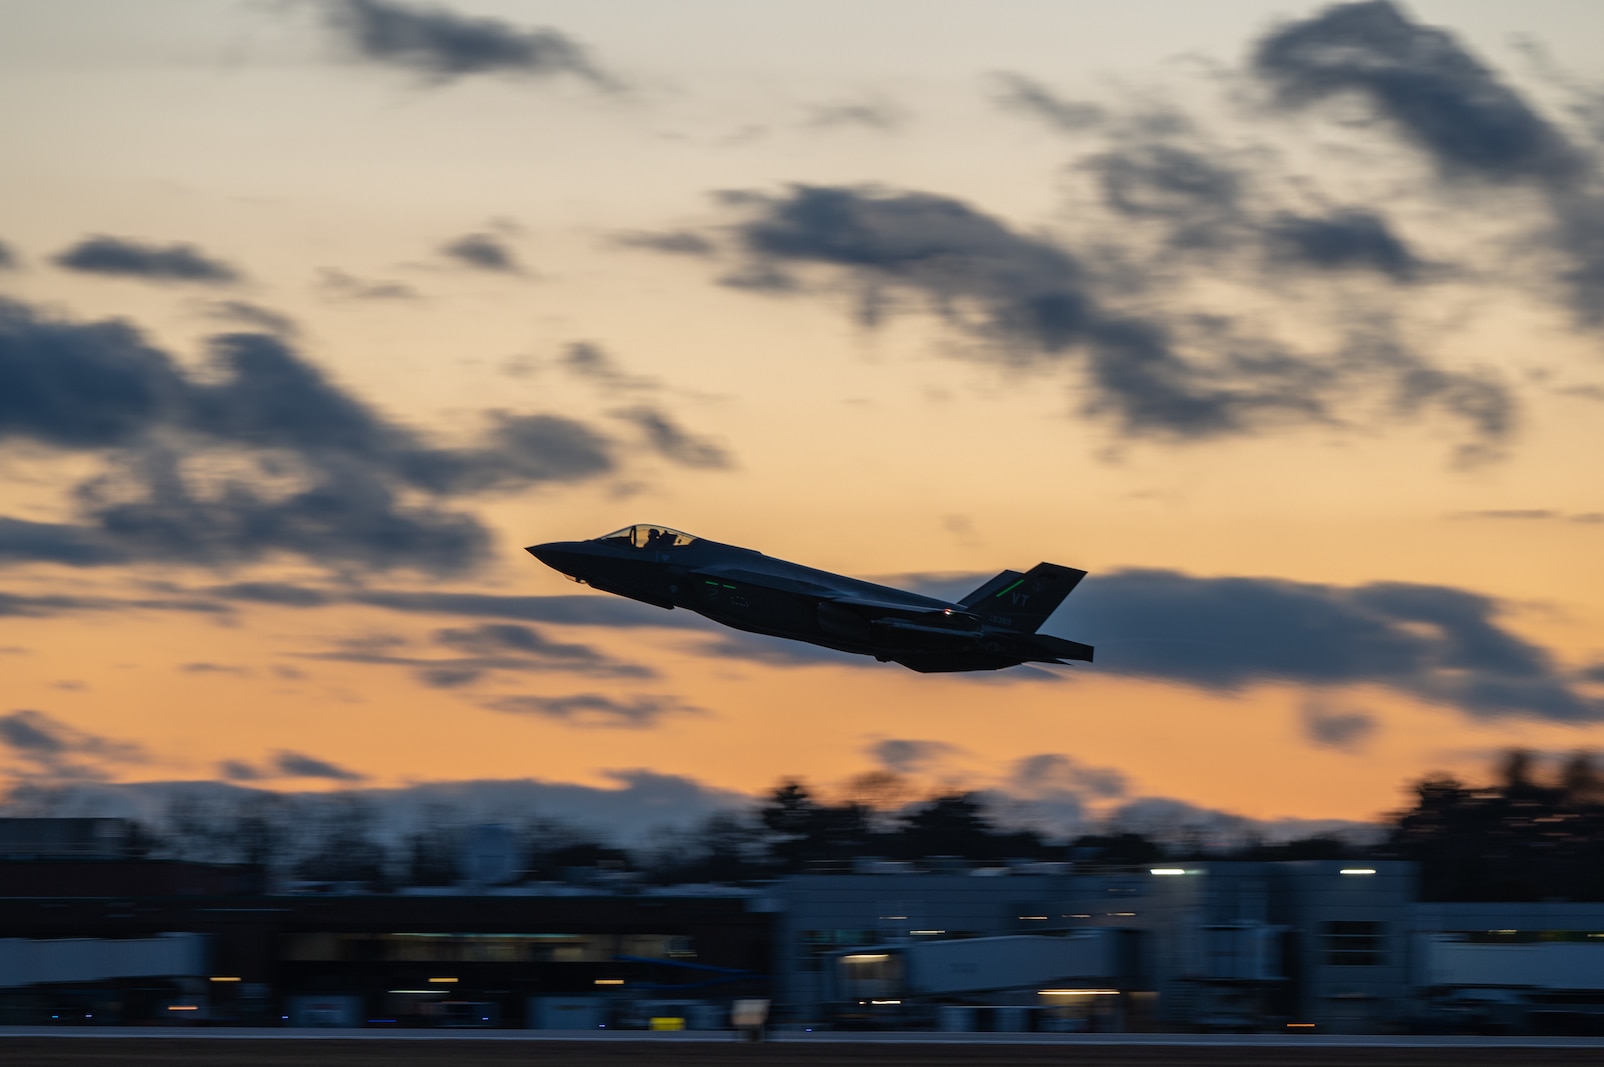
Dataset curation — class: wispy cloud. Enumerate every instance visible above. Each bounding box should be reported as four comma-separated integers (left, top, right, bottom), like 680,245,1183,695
53,236,241,284
1300,698,1379,753
316,268,420,301
483,692,704,729
709,184,1511,461
316,0,619,90
273,749,365,782
0,709,147,782
0,299,626,574
440,232,525,275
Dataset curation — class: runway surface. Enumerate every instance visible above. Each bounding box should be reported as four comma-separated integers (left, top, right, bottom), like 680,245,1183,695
5,1030,1604,1067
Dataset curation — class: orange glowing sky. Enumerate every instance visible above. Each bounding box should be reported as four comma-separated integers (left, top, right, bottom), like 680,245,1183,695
1,0,1602,841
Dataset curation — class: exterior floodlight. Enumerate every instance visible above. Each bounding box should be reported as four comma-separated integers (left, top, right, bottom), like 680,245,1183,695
1150,868,1186,875
1339,868,1377,876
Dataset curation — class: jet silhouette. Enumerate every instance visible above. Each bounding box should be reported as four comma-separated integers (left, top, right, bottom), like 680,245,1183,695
527,525,1093,673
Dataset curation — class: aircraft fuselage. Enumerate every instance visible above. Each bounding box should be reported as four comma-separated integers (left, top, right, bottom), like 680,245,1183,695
527,525,1093,673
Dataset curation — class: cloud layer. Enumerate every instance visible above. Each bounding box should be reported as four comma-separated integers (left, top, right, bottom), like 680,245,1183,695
705,183,1512,460
319,0,616,90
1052,568,1602,723
0,299,626,574
53,236,241,284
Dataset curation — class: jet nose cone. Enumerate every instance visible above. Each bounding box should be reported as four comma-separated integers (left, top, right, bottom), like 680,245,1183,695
526,541,587,578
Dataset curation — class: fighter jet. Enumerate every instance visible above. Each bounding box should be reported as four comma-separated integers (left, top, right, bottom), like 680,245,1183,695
526,524,1093,673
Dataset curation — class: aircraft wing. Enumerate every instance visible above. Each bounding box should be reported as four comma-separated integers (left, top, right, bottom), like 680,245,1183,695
822,593,982,628
693,565,967,619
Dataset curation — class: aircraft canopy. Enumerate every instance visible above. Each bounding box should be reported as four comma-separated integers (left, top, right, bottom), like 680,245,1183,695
596,525,699,549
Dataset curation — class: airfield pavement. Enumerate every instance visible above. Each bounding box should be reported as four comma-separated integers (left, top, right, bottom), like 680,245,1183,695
6,1032,1604,1067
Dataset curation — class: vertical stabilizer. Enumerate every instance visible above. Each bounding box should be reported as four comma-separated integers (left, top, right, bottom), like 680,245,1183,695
967,563,1085,633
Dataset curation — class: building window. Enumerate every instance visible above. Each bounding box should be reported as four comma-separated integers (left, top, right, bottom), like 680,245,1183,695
1323,920,1385,966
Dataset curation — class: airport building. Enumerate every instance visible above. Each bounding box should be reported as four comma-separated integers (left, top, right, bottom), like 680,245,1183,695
2,818,1603,1033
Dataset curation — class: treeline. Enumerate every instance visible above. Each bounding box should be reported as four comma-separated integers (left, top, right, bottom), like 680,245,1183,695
1390,749,1604,901
11,748,1604,900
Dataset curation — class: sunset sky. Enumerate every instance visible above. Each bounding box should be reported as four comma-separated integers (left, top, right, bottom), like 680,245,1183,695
2,0,1603,846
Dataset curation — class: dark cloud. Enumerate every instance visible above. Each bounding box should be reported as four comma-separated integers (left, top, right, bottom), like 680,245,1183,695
482,692,700,729
399,413,615,493
417,665,482,688
1253,1,1583,186
718,184,1511,453
207,582,709,630
273,749,365,782
440,232,523,274
435,621,612,661
0,586,229,619
611,230,717,257
0,300,622,574
0,711,72,755
301,622,654,683
78,449,493,575
319,0,616,88
218,759,262,782
317,268,420,301
1300,698,1378,751
867,738,961,774
557,342,658,392
181,332,401,456
53,236,241,284
0,519,127,567
612,406,731,469
431,623,653,679
1010,753,1129,799
1047,567,1602,722
1081,133,1428,279
203,583,321,608
180,662,249,675
200,301,299,337
0,591,112,617
354,589,698,628
805,99,906,133
1086,141,1246,249
0,300,187,450
0,240,17,271
1251,2,1604,326
1267,209,1424,279
0,709,146,781
562,341,623,380
1555,197,1604,326
991,73,1105,132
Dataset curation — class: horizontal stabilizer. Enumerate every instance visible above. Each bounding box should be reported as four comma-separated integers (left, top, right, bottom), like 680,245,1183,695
1032,632,1094,663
